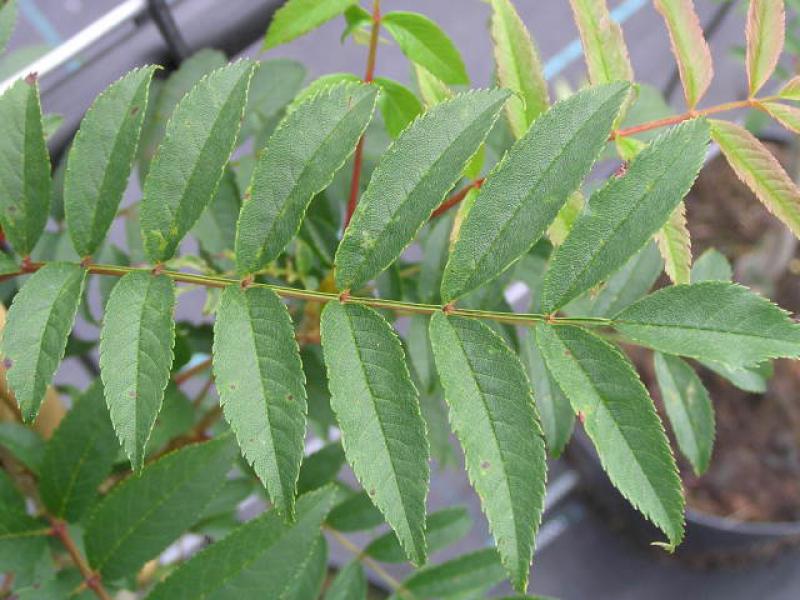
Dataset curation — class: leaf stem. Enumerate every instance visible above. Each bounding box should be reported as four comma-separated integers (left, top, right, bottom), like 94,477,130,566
430,178,485,219
610,99,755,140
344,0,382,228
325,526,412,598
48,517,111,600
3,261,614,329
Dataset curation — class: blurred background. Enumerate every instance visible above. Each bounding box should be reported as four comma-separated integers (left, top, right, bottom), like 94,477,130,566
2,1,799,598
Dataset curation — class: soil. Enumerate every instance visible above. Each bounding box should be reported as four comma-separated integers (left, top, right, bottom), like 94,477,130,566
640,141,800,523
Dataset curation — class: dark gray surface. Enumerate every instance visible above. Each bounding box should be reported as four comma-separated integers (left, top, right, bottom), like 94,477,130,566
5,1,799,598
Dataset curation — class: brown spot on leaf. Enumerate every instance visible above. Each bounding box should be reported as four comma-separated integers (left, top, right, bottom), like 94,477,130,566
481,460,490,470
2,358,12,369
130,106,140,116
24,72,38,85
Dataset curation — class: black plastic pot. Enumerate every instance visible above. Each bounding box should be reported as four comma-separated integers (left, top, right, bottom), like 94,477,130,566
567,429,800,567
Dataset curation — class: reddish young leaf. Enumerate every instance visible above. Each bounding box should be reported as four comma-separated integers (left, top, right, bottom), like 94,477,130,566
653,0,713,109
746,0,785,96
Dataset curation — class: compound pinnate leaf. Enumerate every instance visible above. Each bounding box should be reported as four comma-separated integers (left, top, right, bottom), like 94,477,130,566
64,66,157,257
335,89,509,291
653,0,713,109
521,331,574,458
213,285,307,518
568,0,634,85
148,485,341,599
85,436,237,581
2,263,85,421
236,82,377,275
392,548,506,600
99,272,176,471
382,11,469,85
710,119,800,238
325,561,366,600
654,352,714,476
615,281,800,366
141,60,254,262
429,313,546,592
535,325,684,547
543,118,709,312
263,0,357,50
365,506,472,563
374,77,423,138
0,0,17,54
490,0,549,139
38,381,119,522
0,78,51,256
442,83,629,302
746,0,785,96
320,302,429,565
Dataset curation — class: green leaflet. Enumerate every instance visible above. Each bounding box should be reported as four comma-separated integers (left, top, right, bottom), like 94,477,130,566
374,77,423,138
0,422,44,474
141,60,254,262
324,561,366,600
382,11,469,85
759,100,800,135
0,509,49,580
138,49,227,181
99,272,176,471
614,281,800,366
192,169,240,261
654,353,715,476
779,75,800,101
38,381,119,522
85,437,237,580
429,313,546,592
365,506,472,563
235,82,378,275
568,0,634,85
414,63,452,107
326,489,385,532
535,325,684,547
0,78,51,255
710,119,800,238
2,263,85,421
64,67,157,257
698,359,771,394
148,485,341,599
653,0,713,109
489,0,549,139
588,240,663,318
335,89,510,291
297,443,345,495
521,331,574,458
746,0,785,96
691,248,732,283
441,83,628,302
320,302,429,565
241,58,307,140
0,0,17,54
417,214,454,305
263,0,357,50
542,118,709,312
392,548,506,600
282,535,328,600
287,73,359,114
213,285,307,518
0,468,24,511
656,201,692,285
